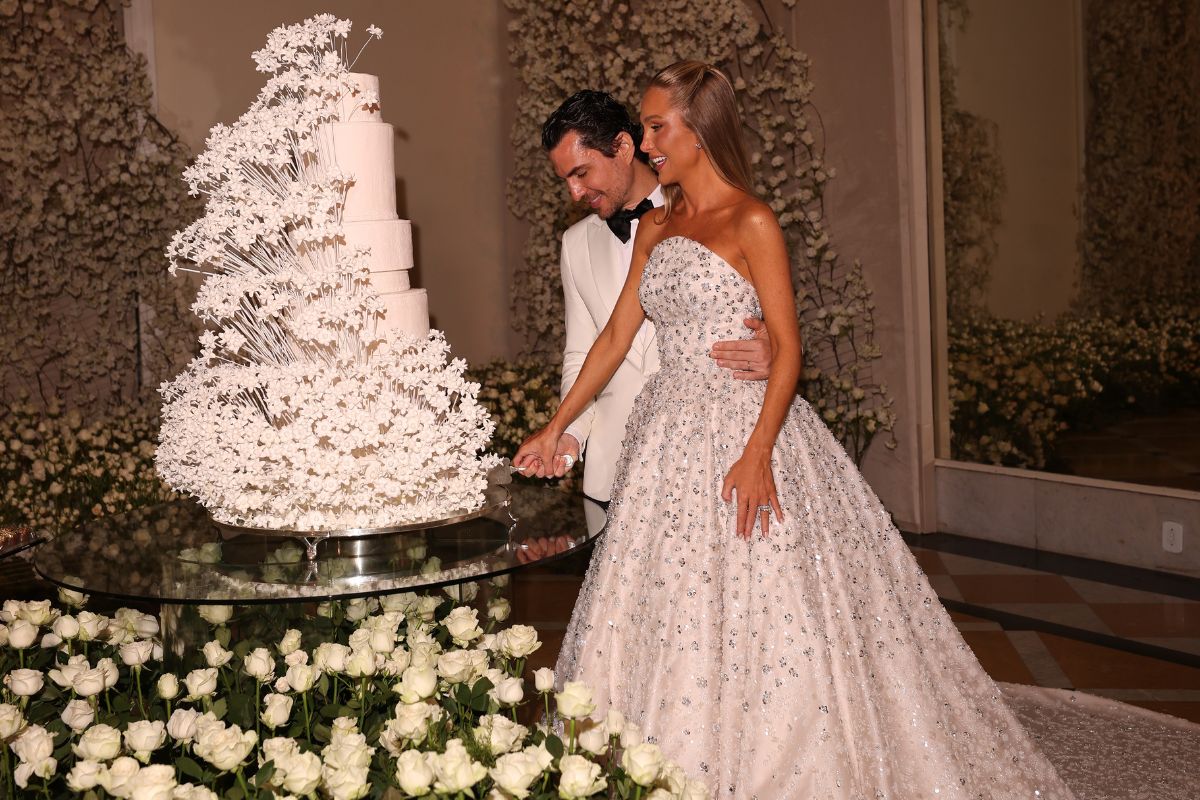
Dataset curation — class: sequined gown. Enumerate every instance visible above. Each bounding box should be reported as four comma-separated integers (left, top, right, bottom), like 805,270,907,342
556,236,1078,799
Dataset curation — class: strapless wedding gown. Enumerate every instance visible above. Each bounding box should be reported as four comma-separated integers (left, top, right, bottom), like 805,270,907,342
556,236,1200,799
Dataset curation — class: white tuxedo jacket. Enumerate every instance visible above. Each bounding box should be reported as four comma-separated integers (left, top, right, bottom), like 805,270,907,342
560,196,661,502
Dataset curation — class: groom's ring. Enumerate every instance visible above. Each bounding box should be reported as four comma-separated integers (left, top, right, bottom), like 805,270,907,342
561,454,575,469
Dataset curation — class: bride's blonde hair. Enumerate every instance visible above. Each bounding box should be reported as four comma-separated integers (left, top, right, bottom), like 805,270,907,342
647,61,756,218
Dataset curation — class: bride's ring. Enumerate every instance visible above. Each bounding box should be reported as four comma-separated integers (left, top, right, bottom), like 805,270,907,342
756,504,771,512
561,454,575,469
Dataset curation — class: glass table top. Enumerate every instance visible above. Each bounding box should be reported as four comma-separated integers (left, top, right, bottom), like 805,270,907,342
33,485,605,605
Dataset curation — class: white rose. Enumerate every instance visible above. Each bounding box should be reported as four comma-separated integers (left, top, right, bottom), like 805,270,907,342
343,598,373,622
4,668,43,697
39,632,62,649
194,723,256,772
60,698,95,733
279,749,322,795
487,597,512,622
474,714,528,755
555,682,595,720
202,641,232,668
490,675,524,706
171,784,220,800
322,764,371,800
577,723,608,756
496,625,541,659
408,641,441,671
414,595,442,621
99,755,141,797
277,629,302,656
322,728,373,771
157,673,180,700
380,646,411,677
394,749,435,796
533,667,555,693
430,738,487,793
76,611,108,642
681,779,711,800
74,667,109,699
558,753,607,799
128,762,176,800
0,702,26,739
489,751,543,798
166,708,201,743
603,708,625,736
443,607,483,646
124,720,166,762
15,600,55,626
74,723,122,760
394,666,438,705
313,642,350,674
437,649,487,685
284,650,308,668
184,668,218,700
261,693,293,729
285,663,317,692
660,761,686,794
197,606,232,626
389,701,442,743
379,592,418,615
97,658,119,688
66,758,105,791
242,648,275,682
7,619,37,649
621,743,665,786
11,723,54,764
14,754,57,790
522,742,554,772
344,647,376,678
620,721,643,750
52,615,80,641
58,585,89,609
120,639,154,668
443,581,477,603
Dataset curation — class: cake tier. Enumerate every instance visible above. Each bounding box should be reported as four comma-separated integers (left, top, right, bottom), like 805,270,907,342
337,73,383,123
342,219,413,272
378,288,429,340
316,122,396,223
368,269,411,294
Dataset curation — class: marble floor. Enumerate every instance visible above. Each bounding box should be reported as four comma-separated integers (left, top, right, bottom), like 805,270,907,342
514,532,1200,725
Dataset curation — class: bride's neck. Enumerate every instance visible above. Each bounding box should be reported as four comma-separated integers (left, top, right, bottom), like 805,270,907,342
674,163,742,214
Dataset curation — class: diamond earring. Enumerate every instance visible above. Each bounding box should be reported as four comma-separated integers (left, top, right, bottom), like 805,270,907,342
695,143,702,149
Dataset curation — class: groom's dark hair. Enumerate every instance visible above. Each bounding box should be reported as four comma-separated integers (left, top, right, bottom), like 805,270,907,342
541,91,650,164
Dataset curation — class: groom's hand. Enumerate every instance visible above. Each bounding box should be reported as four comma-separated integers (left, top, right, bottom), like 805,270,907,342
710,318,772,381
552,433,581,478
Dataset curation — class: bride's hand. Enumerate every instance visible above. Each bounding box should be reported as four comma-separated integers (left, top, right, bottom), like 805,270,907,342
721,449,783,539
513,427,562,479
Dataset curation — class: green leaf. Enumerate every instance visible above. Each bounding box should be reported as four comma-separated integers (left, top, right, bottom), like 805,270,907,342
212,697,228,720
470,677,494,698
177,756,206,781
254,760,276,788
545,734,564,759
112,695,131,713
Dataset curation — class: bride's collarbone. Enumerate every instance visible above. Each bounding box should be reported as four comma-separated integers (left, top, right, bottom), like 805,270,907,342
657,229,750,280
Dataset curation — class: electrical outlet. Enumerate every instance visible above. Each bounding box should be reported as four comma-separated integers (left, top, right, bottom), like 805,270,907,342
1162,521,1184,554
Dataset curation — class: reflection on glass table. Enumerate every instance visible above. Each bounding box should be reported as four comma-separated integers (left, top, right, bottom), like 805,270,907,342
33,484,605,605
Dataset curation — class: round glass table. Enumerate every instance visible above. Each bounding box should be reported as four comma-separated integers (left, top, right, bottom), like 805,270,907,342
33,484,605,605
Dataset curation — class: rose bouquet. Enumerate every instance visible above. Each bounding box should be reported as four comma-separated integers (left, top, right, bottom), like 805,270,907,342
0,590,708,798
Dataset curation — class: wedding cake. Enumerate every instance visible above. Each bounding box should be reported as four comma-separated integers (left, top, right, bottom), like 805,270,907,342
156,17,498,532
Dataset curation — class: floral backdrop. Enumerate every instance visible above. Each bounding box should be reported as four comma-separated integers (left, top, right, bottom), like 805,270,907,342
0,0,198,413
504,0,896,464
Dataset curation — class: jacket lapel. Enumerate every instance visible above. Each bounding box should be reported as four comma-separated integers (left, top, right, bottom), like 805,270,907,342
585,219,623,314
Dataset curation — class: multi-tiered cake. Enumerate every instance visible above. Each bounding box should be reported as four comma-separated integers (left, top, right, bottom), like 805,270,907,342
320,73,428,341
157,17,498,532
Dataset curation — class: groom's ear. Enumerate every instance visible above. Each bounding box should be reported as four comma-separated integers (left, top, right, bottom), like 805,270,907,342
612,131,635,164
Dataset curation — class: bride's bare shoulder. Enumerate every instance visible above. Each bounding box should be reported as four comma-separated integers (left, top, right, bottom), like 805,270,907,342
732,197,781,237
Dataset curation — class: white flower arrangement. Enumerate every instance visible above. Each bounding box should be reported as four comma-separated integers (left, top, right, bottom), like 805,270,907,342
157,16,499,531
0,593,710,799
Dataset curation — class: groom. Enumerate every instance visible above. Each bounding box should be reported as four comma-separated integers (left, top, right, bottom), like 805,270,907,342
539,91,771,502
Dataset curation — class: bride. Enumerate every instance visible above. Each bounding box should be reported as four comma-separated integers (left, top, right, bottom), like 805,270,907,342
513,61,1076,798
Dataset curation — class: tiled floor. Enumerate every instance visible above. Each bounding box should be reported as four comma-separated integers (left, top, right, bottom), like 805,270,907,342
513,532,1200,725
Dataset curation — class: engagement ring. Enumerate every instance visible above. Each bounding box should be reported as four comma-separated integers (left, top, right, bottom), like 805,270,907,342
756,504,771,511
562,454,575,469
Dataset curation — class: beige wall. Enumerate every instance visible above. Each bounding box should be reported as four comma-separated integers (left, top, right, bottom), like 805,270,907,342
780,0,934,529
951,0,1084,320
148,0,517,363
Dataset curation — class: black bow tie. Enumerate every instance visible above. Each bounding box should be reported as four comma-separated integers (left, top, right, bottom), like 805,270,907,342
605,197,655,244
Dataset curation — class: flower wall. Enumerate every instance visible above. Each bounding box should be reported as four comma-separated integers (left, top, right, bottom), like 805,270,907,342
504,0,896,463
0,0,199,412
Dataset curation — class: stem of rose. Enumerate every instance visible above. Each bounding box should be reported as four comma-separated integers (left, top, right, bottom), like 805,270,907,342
255,679,262,738
358,677,367,731
302,690,312,742
135,668,145,717
236,766,253,799
569,719,577,754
